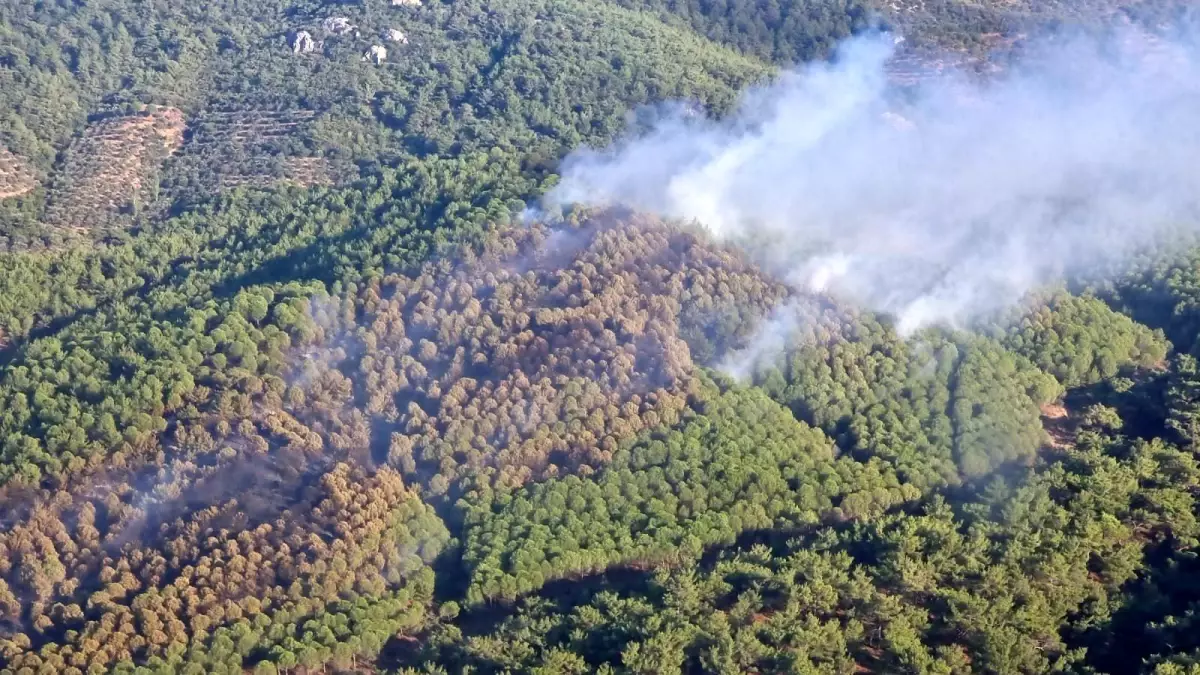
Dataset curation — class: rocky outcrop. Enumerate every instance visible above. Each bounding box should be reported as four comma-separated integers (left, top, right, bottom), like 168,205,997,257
322,16,355,35
387,29,408,44
290,30,316,54
364,45,388,64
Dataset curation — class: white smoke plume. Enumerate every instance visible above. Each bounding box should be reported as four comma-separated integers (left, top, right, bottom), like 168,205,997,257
719,298,816,380
546,27,1200,346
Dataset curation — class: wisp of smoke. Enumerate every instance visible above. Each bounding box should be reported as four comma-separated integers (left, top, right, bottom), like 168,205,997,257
546,27,1200,351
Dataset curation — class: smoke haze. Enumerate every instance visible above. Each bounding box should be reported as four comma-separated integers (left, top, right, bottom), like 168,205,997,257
546,28,1200,346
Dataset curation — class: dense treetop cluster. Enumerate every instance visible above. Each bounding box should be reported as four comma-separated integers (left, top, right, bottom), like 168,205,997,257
2,0,1200,673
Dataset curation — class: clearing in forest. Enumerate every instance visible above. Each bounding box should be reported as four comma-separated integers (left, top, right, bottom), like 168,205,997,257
0,147,37,200
43,106,186,231
1040,401,1076,449
175,108,332,191
186,108,316,145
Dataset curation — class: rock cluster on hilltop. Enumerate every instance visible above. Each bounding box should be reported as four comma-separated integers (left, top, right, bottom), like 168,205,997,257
365,44,388,64
290,30,316,54
322,16,356,35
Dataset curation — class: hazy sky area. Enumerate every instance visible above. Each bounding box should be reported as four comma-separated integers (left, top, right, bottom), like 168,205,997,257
546,28,1200,344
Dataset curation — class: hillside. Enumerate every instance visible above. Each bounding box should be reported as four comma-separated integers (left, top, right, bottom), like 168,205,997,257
2,0,1200,674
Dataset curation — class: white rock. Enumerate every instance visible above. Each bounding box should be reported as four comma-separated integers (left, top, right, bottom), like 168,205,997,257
290,30,316,54
322,16,355,35
387,29,409,44
392,0,422,6
364,44,388,63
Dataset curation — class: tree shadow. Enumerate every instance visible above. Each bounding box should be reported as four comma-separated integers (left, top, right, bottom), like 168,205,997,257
1068,538,1200,673
1061,368,1169,441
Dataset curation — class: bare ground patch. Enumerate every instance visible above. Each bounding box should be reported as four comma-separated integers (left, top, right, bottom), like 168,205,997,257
44,106,186,231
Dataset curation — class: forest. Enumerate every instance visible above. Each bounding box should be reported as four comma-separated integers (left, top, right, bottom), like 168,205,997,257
2,0,1200,673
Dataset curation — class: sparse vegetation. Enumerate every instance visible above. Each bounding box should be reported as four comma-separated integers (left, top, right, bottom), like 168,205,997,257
167,109,333,195
0,148,36,201
43,107,185,233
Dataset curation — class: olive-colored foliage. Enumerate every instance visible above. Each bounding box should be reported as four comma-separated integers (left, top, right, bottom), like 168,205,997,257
753,306,1059,488
606,0,871,64
0,147,36,201
1104,245,1200,355
997,290,1168,388
2,1,1199,673
1166,353,1200,449
0,0,770,247
461,381,919,603
43,107,186,235
414,421,1200,675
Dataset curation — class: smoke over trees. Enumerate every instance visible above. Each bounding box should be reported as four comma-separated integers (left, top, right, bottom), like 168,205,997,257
549,28,1200,337
4,0,1200,672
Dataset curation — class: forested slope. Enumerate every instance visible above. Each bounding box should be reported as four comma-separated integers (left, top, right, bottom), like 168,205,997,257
2,0,1200,674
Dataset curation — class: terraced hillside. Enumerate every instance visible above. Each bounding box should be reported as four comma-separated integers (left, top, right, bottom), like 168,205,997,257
43,108,185,233
166,109,335,194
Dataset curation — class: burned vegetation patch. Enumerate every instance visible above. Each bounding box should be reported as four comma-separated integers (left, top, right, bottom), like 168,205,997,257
276,212,789,494
0,211,791,671
0,460,447,673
